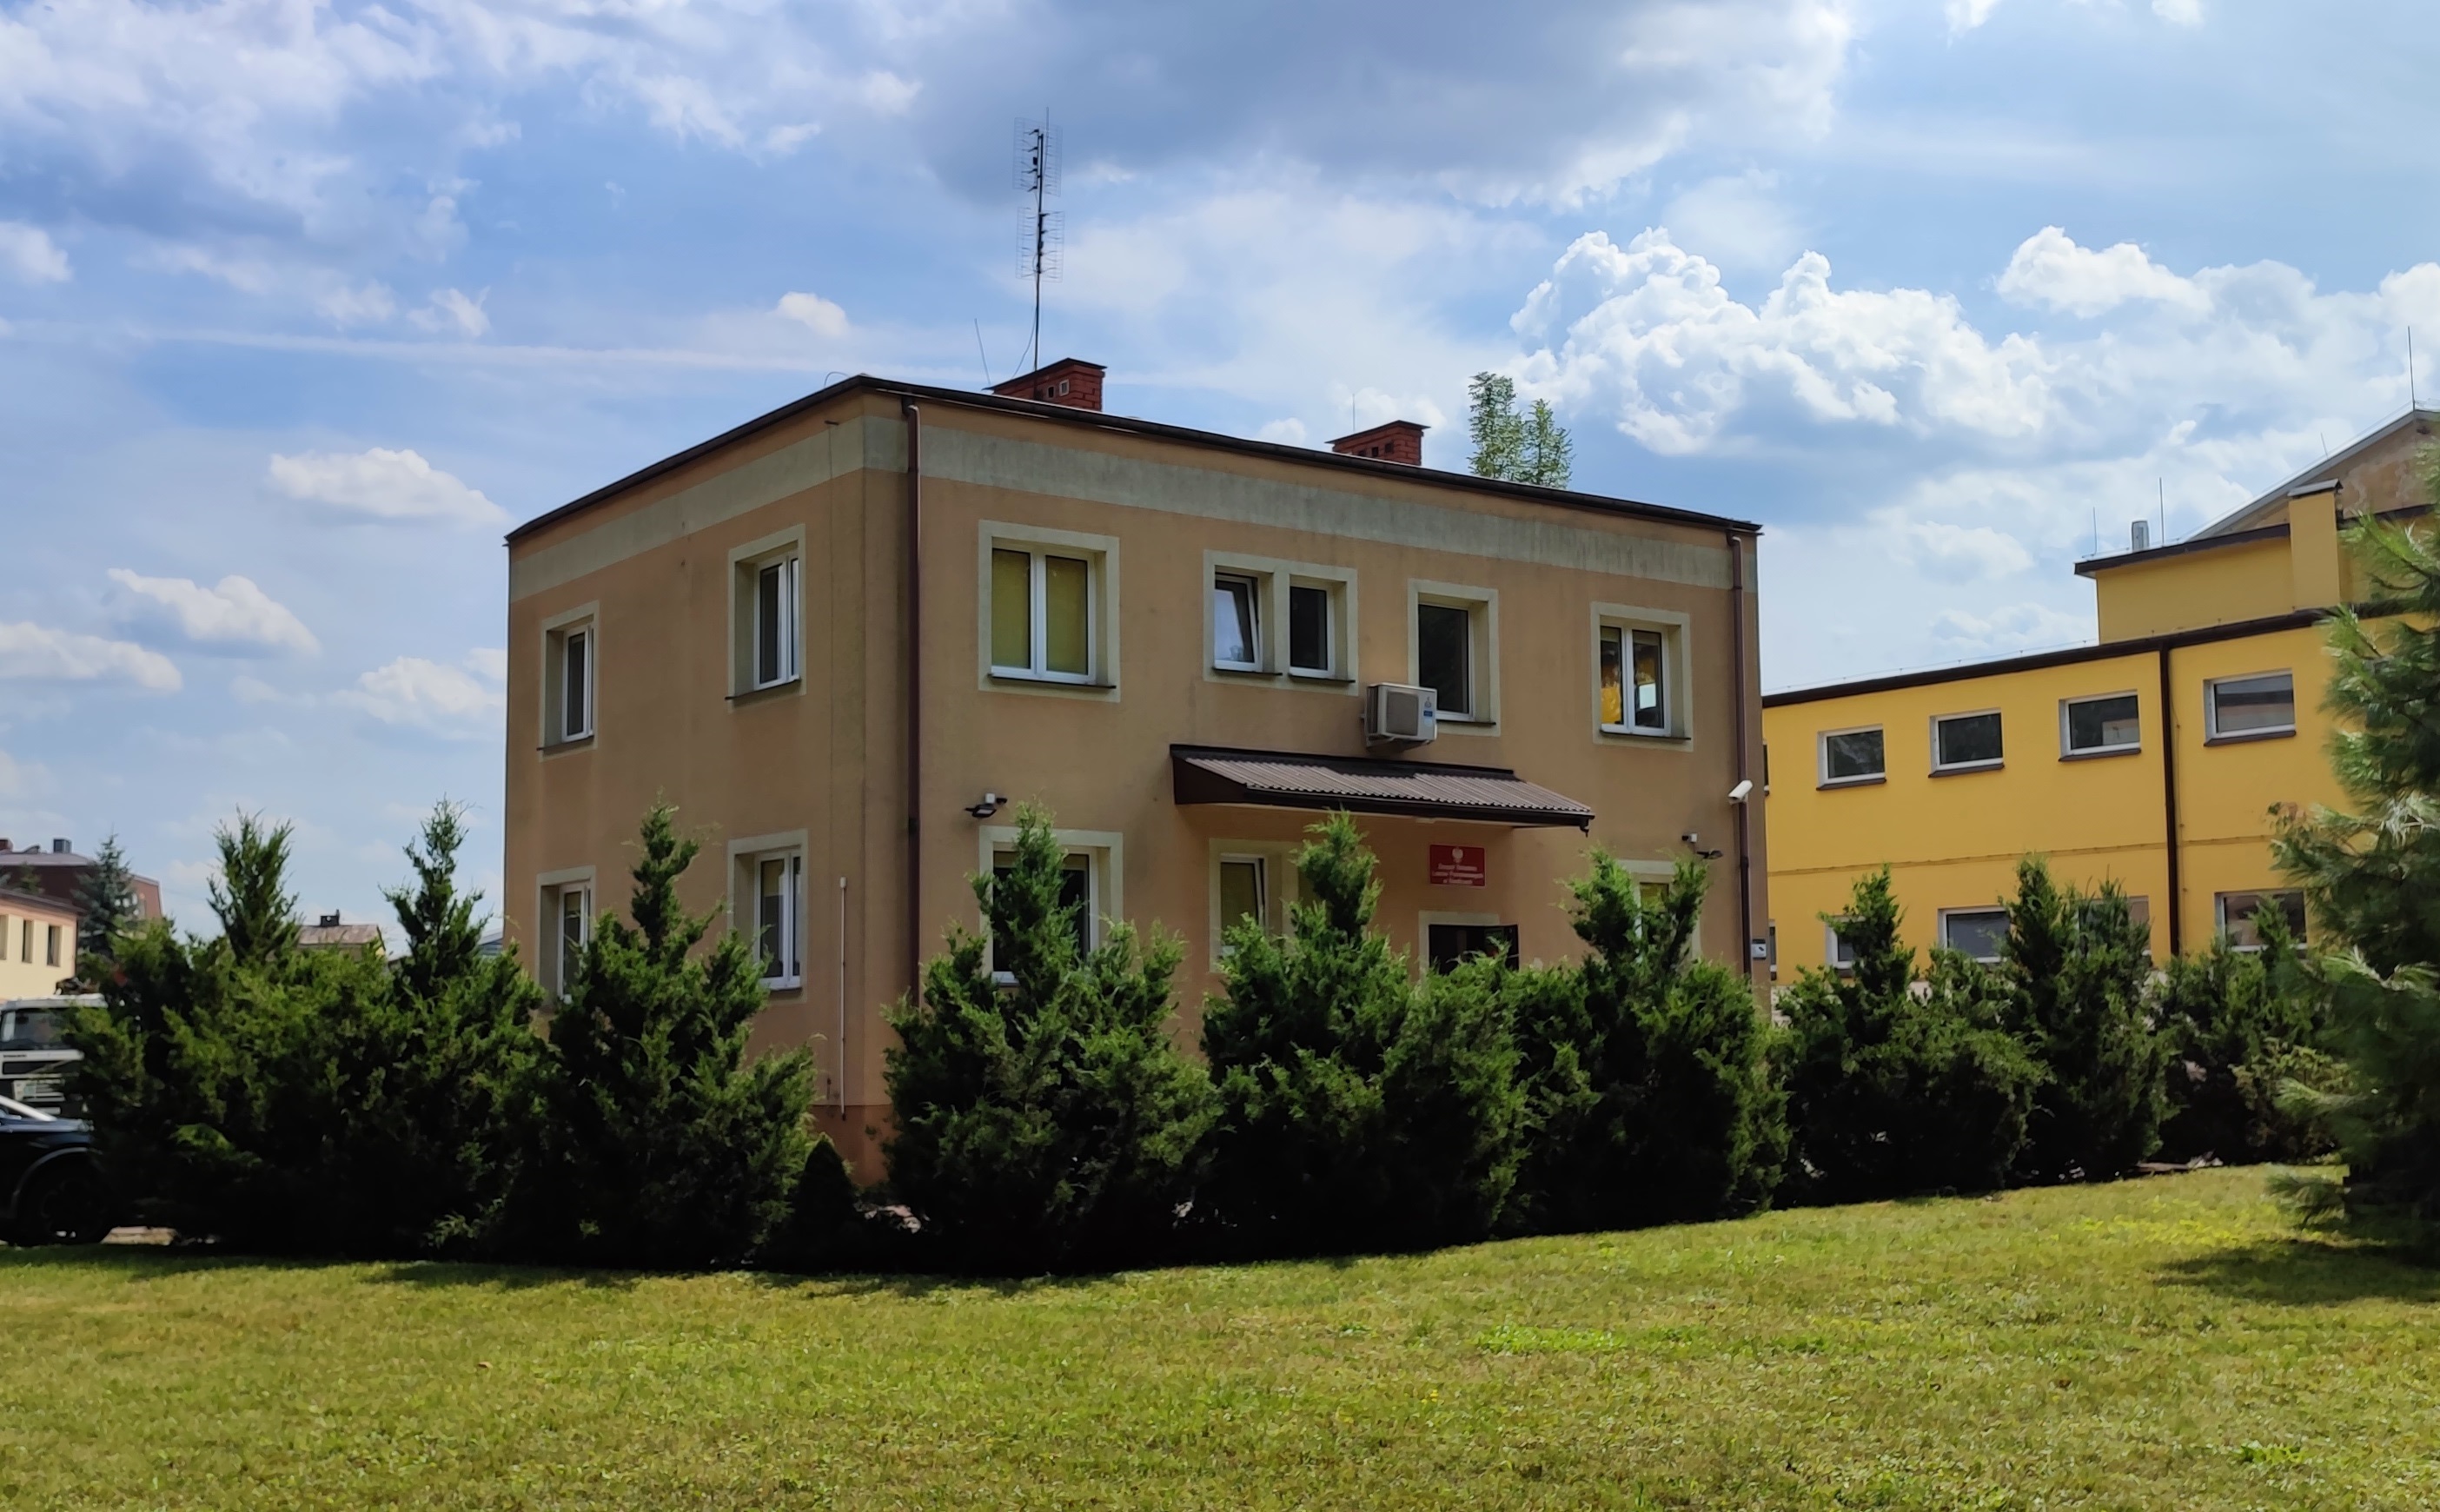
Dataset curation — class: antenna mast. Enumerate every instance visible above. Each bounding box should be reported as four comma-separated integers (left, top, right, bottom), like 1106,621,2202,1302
1014,110,1063,375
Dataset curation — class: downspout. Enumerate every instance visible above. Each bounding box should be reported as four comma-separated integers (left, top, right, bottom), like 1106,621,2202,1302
903,399,924,1007
1727,529,1756,983
2158,643,2181,958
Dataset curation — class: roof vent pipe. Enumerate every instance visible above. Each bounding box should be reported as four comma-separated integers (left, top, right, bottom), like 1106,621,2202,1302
2131,520,2151,552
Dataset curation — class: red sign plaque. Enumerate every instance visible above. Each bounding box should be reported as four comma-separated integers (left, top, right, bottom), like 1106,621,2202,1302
1429,844,1487,887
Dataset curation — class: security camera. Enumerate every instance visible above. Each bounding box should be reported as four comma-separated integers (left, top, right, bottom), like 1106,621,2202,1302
1728,779,1755,803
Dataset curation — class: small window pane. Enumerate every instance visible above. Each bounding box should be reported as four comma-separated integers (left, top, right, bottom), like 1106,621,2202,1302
2211,673,2295,736
2218,890,2305,949
1599,627,1624,726
1941,908,2010,962
1044,554,1091,676
759,858,788,979
1417,602,1472,716
991,549,1032,669
1827,923,1857,969
1213,574,1259,667
757,563,784,684
1218,857,1265,938
562,630,589,739
559,888,587,992
1632,628,1666,730
2065,693,2138,753
1822,728,1885,782
1289,584,1330,673
1936,712,2004,768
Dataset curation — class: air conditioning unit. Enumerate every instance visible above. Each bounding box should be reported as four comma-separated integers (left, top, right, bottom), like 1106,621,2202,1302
1365,682,1437,745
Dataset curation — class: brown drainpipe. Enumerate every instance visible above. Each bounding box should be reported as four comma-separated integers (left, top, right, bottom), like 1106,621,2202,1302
1727,529,1756,983
2158,643,2180,958
902,399,924,1005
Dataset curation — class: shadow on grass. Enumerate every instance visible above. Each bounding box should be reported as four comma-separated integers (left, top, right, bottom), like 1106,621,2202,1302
2160,1237,2440,1306
0,1242,642,1291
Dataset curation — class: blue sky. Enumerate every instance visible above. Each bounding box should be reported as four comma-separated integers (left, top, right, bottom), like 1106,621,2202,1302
4,0,2437,927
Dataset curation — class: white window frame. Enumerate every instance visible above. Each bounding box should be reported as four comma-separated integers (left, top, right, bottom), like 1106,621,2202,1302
1817,725,1886,787
2059,690,2141,759
1418,910,1520,972
730,829,808,991
1930,708,2006,775
1825,918,1858,972
1937,906,2011,964
729,527,807,698
536,866,597,999
2205,670,2297,742
1200,552,1359,690
979,522,1120,697
978,825,1124,980
1207,839,1300,965
1409,580,1498,730
1591,602,1692,742
43,924,61,968
538,602,598,749
2216,889,2306,951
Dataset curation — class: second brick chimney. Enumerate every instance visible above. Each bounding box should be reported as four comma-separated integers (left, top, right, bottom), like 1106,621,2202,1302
1328,420,1427,466
991,358,1106,412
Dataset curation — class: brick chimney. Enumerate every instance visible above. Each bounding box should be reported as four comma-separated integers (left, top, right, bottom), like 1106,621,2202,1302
991,358,1105,412
1329,420,1426,466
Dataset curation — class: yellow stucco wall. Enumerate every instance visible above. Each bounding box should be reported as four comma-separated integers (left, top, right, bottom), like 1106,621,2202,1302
2092,537,2295,642
0,895,77,1000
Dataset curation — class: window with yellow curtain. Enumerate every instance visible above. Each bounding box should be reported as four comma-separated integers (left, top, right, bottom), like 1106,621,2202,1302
991,544,1094,680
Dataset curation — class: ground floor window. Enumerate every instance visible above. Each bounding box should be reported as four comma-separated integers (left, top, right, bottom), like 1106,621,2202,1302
2217,889,2305,950
1939,907,2010,963
992,849,1095,974
1426,921,1519,972
752,851,804,987
540,876,593,998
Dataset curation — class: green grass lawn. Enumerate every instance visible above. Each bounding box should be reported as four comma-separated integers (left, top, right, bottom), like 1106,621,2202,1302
5,1168,2437,1510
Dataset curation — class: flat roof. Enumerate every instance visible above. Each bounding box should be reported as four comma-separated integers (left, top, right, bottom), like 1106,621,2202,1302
507,375,1761,546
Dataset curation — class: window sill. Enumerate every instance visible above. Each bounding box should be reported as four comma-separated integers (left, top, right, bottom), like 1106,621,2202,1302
2059,745,2141,762
728,677,804,706
2205,727,2296,746
1599,724,1687,743
1817,775,1886,790
761,977,804,993
539,734,596,755
988,670,1117,691
1286,667,1352,683
1930,761,2005,778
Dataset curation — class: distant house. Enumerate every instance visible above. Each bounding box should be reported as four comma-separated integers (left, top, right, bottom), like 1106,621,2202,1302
0,888,79,1000
0,838,164,923
298,912,386,955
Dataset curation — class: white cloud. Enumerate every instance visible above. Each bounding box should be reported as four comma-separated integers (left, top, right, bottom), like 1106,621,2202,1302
1929,602,2094,656
2153,0,2204,25
1891,520,2035,582
464,647,507,682
1660,171,1800,276
314,280,396,327
107,568,319,655
776,291,849,339
1997,226,2207,317
0,746,48,801
410,287,489,337
0,622,182,691
0,222,70,283
267,448,506,527
1946,0,2005,33
335,653,504,735
1256,418,1309,446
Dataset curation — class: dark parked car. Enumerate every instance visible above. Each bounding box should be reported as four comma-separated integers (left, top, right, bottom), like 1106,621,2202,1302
1,1094,114,1245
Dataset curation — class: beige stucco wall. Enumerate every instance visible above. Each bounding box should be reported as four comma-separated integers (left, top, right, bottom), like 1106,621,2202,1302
507,388,1767,1175
0,893,78,1000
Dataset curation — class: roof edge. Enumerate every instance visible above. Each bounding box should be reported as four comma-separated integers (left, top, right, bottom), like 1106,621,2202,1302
507,375,1762,546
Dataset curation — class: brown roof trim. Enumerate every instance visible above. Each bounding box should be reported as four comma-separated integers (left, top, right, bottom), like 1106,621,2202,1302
0,886,79,917
2075,522,2290,577
1170,743,1596,830
1760,609,2326,709
506,375,1760,545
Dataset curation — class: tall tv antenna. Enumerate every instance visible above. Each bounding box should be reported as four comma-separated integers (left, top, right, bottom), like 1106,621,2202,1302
1014,110,1063,375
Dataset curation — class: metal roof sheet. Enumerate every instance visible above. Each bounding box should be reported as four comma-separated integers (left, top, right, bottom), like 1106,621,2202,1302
1170,745,1595,829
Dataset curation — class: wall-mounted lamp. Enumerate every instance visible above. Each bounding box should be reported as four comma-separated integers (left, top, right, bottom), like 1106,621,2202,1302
964,792,1007,819
1681,831,1725,860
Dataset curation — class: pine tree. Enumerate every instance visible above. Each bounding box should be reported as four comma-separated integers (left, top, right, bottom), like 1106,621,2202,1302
2271,507,2440,1237
1201,812,1522,1256
1522,398,1573,488
318,802,547,1256
533,803,813,1268
1508,853,1780,1233
884,804,1215,1272
1999,859,2165,1182
1776,868,2040,1202
1467,372,1526,481
73,832,142,975
209,812,300,966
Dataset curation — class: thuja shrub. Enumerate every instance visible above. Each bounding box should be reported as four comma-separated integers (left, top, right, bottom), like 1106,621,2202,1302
1775,868,2040,1203
2154,906,2337,1165
1998,859,2166,1183
1200,812,1522,1257
1505,853,1782,1235
883,805,1214,1273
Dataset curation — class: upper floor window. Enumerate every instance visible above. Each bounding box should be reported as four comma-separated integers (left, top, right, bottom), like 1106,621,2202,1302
1289,581,1336,676
2061,692,2138,757
1932,711,2004,773
1211,572,1261,672
1819,726,1885,786
753,555,801,690
541,609,596,746
1204,554,1355,683
1412,583,1495,725
987,525,1116,686
2207,672,2295,741
1595,611,1686,738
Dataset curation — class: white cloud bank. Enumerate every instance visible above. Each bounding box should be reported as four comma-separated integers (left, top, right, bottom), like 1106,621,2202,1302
0,622,181,691
0,222,70,282
108,568,318,655
335,650,503,736
268,448,506,527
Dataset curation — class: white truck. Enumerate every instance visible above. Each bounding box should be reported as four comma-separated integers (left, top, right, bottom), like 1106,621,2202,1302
0,996,92,1112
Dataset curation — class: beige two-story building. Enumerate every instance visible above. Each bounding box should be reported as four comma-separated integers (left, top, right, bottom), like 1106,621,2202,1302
504,360,1769,1171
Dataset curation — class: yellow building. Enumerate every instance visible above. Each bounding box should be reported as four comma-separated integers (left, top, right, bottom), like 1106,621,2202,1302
1763,410,2435,976
0,888,78,1002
